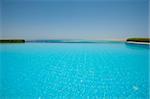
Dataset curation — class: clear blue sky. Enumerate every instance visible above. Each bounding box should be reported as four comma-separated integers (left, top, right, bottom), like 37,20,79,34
1,0,149,40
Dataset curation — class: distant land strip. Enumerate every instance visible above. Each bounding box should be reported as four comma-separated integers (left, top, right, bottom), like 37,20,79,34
0,38,150,45
126,38,150,43
0,39,25,43
26,39,124,43
126,38,150,45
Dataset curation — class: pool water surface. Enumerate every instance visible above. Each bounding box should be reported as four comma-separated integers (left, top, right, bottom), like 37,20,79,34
0,43,149,98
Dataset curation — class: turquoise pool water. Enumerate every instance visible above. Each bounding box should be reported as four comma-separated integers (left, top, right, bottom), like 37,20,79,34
0,43,149,98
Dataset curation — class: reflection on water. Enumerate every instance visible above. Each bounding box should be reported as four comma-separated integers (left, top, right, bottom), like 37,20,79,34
125,43,149,50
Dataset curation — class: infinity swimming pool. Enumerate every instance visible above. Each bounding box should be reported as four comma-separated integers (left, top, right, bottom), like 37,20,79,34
0,43,149,98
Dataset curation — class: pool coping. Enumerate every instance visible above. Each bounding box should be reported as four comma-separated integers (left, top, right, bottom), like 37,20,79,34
126,41,150,45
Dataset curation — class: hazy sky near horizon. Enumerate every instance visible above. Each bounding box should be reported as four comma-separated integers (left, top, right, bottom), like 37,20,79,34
0,0,149,39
